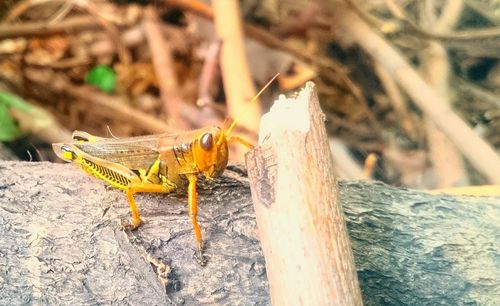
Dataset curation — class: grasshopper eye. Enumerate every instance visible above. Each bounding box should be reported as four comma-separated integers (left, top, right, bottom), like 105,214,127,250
200,133,213,151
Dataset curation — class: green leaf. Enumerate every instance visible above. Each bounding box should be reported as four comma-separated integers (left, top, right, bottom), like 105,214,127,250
0,91,33,141
0,91,32,112
0,103,22,141
85,65,117,93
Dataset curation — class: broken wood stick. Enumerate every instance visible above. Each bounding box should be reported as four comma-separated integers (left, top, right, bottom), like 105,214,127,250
245,82,363,305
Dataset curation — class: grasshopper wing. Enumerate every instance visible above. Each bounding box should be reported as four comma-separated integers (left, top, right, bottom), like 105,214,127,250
55,133,178,171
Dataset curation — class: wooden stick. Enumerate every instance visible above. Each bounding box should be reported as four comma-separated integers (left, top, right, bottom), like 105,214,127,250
421,1,468,188
373,62,417,140
245,82,362,305
0,16,99,39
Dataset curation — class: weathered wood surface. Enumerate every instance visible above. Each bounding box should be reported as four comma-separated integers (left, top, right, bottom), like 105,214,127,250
343,181,500,305
0,161,499,305
0,161,266,305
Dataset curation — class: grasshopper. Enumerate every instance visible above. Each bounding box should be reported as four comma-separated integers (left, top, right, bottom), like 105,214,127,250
52,74,278,264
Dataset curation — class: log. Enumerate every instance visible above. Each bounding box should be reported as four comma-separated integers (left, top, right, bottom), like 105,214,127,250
245,82,362,305
0,161,268,305
0,161,499,305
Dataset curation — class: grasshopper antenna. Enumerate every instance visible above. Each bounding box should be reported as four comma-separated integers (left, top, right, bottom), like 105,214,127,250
106,125,119,139
28,143,43,161
223,73,280,140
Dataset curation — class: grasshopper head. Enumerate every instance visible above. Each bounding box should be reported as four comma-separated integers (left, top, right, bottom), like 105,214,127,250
193,73,279,180
193,126,228,179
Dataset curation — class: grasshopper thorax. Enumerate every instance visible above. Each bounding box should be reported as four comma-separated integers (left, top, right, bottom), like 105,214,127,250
192,126,228,180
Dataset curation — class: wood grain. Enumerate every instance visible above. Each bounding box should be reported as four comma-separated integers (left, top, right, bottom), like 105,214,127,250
245,82,363,305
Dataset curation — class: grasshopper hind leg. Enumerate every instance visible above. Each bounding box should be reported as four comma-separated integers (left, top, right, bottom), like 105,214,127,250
53,143,171,232
121,188,143,230
121,180,177,230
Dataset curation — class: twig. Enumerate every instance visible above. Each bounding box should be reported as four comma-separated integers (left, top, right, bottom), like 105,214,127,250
2,0,65,23
455,77,500,109
196,39,221,107
26,57,91,69
164,0,351,84
419,1,468,188
346,0,500,52
383,0,406,19
143,6,186,129
2,0,76,25
78,0,132,65
212,0,260,134
0,16,100,39
373,62,417,140
48,0,76,24
332,3,500,184
434,0,464,32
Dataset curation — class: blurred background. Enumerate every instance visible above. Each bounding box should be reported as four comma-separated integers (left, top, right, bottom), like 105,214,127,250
0,0,499,190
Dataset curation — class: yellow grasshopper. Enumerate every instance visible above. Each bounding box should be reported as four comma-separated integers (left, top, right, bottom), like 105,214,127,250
52,74,278,264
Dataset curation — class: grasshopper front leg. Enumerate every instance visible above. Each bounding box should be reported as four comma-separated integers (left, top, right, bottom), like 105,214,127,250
186,174,206,265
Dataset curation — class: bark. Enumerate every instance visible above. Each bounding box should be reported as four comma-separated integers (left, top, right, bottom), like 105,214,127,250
0,161,498,305
0,161,266,305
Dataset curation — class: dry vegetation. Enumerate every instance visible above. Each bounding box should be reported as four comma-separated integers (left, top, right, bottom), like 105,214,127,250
0,0,499,189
